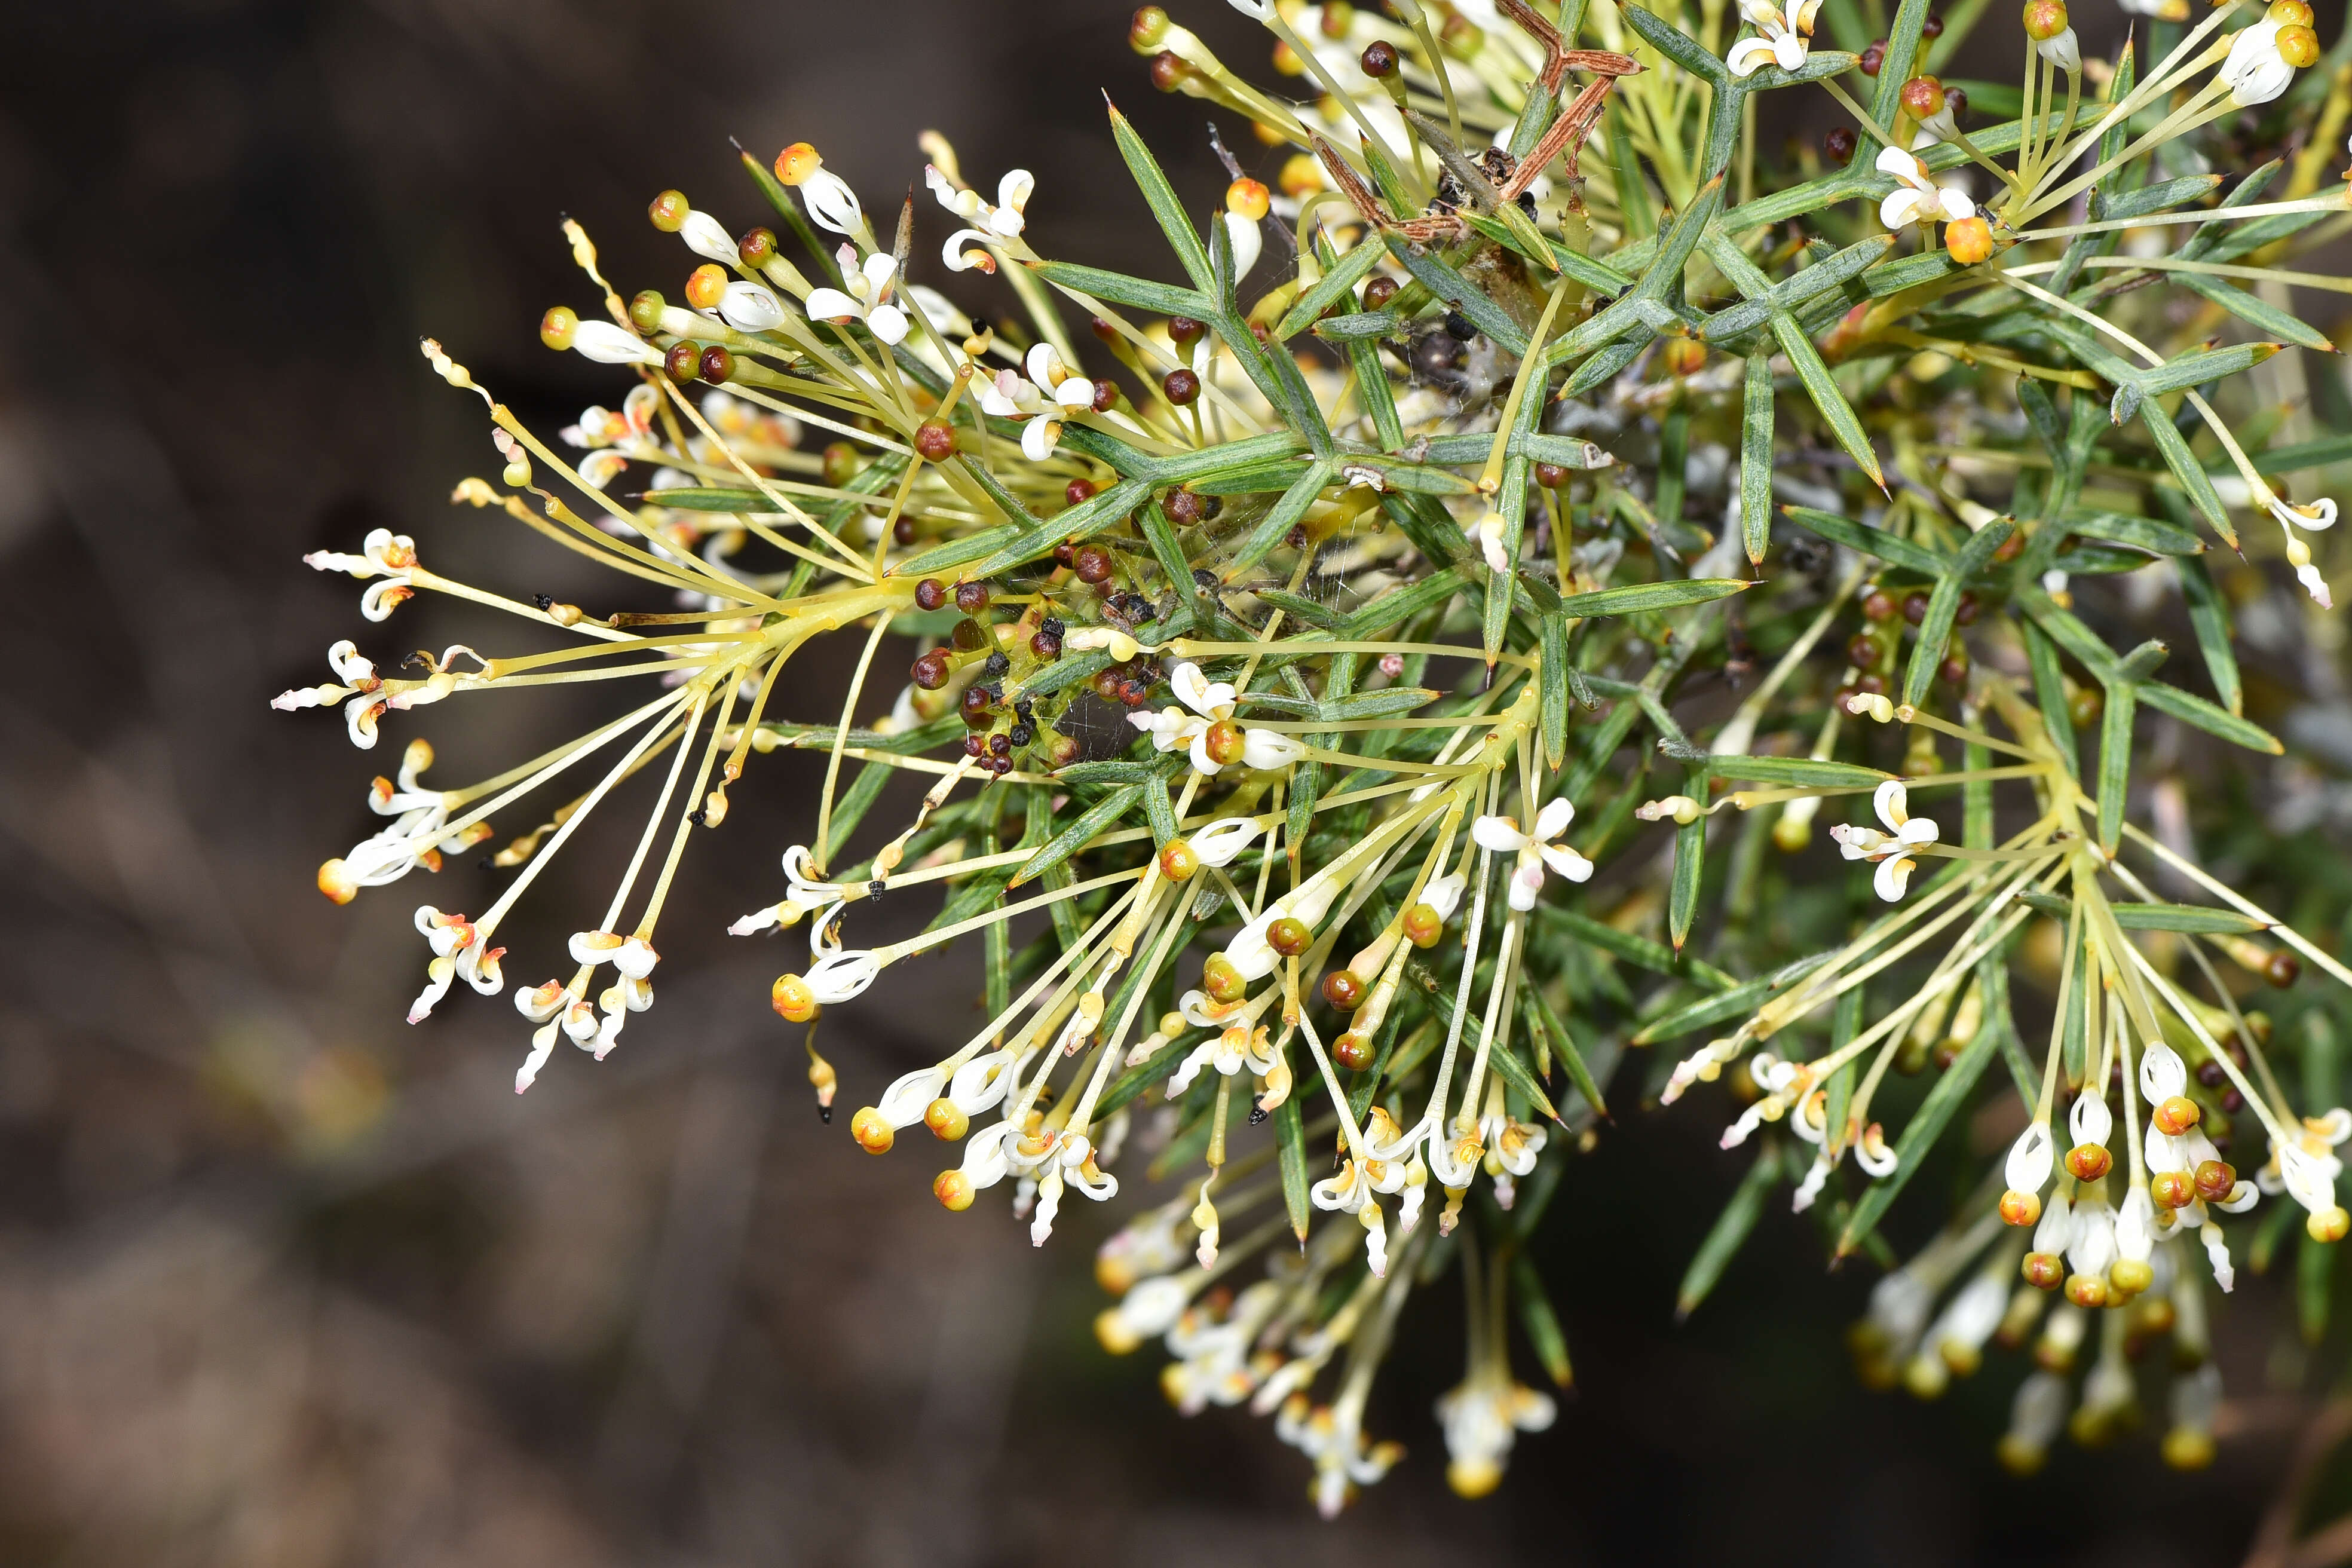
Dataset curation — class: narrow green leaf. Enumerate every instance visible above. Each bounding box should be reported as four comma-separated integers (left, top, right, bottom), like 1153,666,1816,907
2136,342,2281,398
1107,102,1212,292
1486,1028,1564,1124
2015,890,2266,932
1530,904,1739,991
2142,406,2235,547
1313,310,1405,344
1742,350,1774,564
2176,555,2242,716
2068,509,2203,556
1631,953,1832,1043
2138,679,2283,754
1541,612,1570,770
1512,1256,1575,1388
822,763,893,862
1670,766,1707,952
1009,783,1141,888
1384,237,1530,358
1677,1144,1780,1319
1707,755,1890,788
962,476,1154,578
1837,994,2002,1257
1557,577,1751,618
1030,260,1209,319
1098,1030,1200,1116
2096,676,2136,855
1223,459,1337,580
1781,506,1944,574
1276,1094,1312,1245
1904,519,2013,708
2245,433,2352,475
1523,987,1608,1120
2018,617,2078,778
1272,238,1386,339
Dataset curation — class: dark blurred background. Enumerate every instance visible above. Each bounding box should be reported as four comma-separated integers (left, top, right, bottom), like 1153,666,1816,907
0,2,2339,1563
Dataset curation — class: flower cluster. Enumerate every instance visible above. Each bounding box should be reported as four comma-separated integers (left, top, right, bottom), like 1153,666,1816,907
282,0,2352,1514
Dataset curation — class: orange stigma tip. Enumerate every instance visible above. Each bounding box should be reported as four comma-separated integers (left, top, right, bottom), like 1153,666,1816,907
775,142,822,185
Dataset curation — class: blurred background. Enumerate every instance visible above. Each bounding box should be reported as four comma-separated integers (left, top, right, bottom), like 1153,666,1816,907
0,1,2346,1563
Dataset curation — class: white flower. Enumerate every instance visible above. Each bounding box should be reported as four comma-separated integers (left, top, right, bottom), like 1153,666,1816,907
314,742,465,900
1909,101,1959,148
1276,1398,1402,1519
1471,798,1594,912
513,978,598,1093
1875,146,1974,231
718,281,790,335
2118,0,2187,19
1025,342,1098,411
1473,510,1512,571
2269,495,2337,608
1163,1281,1282,1413
2005,1120,2056,1194
272,639,390,748
799,167,863,235
1435,1374,1555,1497
569,319,665,366
677,209,740,265
302,527,419,623
1830,779,1940,901
1168,1023,1283,1097
1094,1273,1192,1352
728,844,849,935
569,929,659,978
408,905,504,1024
1223,209,1263,280
2035,24,2081,72
2273,1110,2352,1217
2221,20,2292,107
1126,661,1307,777
930,164,1034,273
1726,0,1821,75
1189,816,1263,868
803,246,908,345
800,905,883,1004
1419,871,1467,920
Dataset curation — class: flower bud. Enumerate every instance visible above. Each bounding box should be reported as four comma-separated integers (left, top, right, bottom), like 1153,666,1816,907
2021,0,2068,39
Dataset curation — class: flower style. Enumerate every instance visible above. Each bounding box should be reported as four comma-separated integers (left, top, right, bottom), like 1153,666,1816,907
1830,779,1940,901
929,163,1034,273
805,245,909,345
1876,146,1974,231
1128,662,1309,777
1726,0,1822,76
1471,798,1593,912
